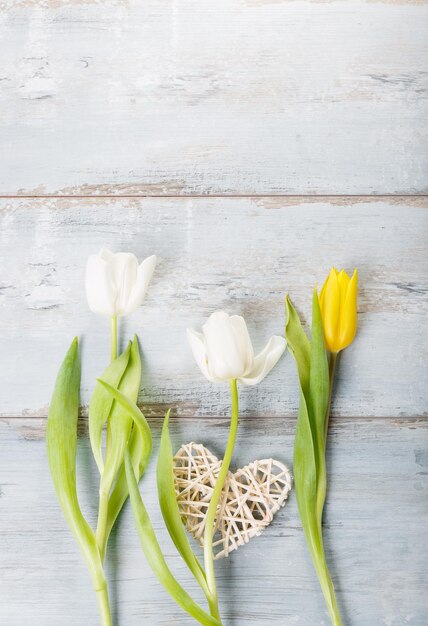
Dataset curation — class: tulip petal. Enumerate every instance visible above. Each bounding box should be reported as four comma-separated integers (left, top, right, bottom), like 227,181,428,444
85,254,116,316
337,269,350,320
339,269,358,350
186,328,216,383
320,268,340,352
108,252,139,316
229,315,254,376
319,282,326,312
123,255,157,316
99,248,114,262
239,335,286,385
203,311,247,381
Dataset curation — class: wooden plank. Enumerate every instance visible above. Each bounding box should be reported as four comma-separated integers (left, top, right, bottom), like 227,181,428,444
1,196,427,418
1,1,427,195
0,416,427,625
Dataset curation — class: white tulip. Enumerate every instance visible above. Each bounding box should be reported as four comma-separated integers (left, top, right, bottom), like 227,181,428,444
85,249,156,317
187,310,286,385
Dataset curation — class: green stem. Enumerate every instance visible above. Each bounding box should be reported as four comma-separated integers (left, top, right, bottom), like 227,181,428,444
110,316,118,362
324,352,338,441
96,586,113,626
203,379,239,620
96,489,109,561
207,596,221,622
93,316,118,619
96,316,119,559
318,350,342,626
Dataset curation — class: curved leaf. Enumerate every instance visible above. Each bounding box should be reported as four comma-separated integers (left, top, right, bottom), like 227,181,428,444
293,388,317,540
293,393,336,625
96,378,152,455
125,450,221,626
285,295,311,395
101,336,141,494
287,294,342,625
104,427,143,542
157,412,208,594
47,338,106,592
89,341,131,474
96,379,153,546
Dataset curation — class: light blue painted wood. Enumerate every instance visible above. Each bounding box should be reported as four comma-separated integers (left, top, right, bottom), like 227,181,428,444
0,416,427,625
0,2,426,625
0,0,427,194
0,197,427,418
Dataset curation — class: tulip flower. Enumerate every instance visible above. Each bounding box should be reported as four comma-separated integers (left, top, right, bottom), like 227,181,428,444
86,249,156,318
185,310,286,621
287,270,359,626
187,310,286,385
319,268,358,438
319,267,358,354
85,249,156,360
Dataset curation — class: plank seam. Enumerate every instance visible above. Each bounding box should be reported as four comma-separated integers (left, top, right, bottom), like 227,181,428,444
1,194,428,200
2,415,426,421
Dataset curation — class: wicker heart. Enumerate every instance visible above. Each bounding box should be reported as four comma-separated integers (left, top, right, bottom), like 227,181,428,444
173,442,292,559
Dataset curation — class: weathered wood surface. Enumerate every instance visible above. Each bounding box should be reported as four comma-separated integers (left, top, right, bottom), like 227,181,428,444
0,416,426,626
0,197,427,418
1,1,428,195
1,0,427,622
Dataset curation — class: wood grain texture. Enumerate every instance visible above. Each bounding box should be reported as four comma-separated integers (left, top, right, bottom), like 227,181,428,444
1,0,426,624
0,416,427,625
1,197,427,418
1,0,427,195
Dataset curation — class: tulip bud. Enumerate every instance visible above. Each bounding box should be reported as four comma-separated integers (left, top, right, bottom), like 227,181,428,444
85,249,156,317
187,310,286,384
319,268,358,353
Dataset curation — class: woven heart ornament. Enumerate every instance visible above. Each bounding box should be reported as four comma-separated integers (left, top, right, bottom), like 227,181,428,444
173,442,292,559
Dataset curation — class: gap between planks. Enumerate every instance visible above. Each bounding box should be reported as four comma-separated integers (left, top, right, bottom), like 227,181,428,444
1,194,428,200
2,415,427,445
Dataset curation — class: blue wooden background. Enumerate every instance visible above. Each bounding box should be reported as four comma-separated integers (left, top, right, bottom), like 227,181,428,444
0,1,427,624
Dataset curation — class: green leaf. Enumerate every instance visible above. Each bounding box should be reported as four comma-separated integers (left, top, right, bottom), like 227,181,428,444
101,336,142,494
96,378,152,459
293,388,318,548
285,295,311,396
157,412,208,594
287,296,342,625
96,378,153,545
124,450,221,626
286,292,329,522
104,427,143,541
286,295,320,549
47,338,106,592
89,342,132,474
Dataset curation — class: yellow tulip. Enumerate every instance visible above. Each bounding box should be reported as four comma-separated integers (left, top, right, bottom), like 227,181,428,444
319,268,358,353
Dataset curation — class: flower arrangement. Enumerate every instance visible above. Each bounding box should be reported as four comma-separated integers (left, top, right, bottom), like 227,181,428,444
47,251,358,626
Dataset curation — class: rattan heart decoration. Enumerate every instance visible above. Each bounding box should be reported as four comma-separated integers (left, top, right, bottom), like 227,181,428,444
173,442,292,559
